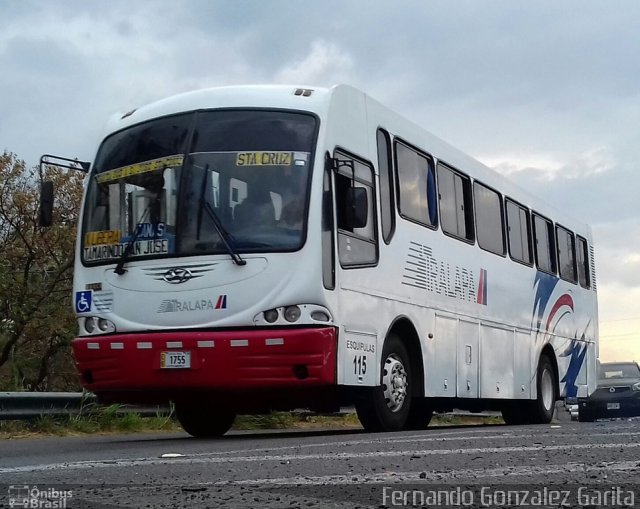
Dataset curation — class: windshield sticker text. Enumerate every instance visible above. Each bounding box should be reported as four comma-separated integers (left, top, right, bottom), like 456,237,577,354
136,222,166,238
84,223,170,261
96,154,184,184
236,151,292,166
85,229,121,246
83,239,169,261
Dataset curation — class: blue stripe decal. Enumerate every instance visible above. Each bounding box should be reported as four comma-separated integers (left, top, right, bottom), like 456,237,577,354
532,271,559,332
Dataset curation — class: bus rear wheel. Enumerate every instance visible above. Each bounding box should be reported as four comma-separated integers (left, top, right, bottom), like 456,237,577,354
527,354,556,424
175,402,236,438
501,402,530,425
354,334,413,432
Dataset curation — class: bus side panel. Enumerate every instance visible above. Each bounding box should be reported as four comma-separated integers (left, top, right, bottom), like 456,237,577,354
514,330,532,399
425,314,457,398
457,319,479,398
479,324,515,399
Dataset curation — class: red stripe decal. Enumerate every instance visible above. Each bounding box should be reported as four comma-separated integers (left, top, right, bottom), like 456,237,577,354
545,294,574,331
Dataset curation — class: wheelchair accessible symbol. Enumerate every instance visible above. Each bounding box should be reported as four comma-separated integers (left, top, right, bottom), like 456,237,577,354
75,291,92,313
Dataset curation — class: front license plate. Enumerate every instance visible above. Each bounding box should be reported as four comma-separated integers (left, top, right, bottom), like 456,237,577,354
161,351,191,369
607,402,620,410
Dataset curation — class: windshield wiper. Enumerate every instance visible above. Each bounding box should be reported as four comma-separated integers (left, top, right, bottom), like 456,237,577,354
113,204,151,275
114,226,142,275
197,165,246,266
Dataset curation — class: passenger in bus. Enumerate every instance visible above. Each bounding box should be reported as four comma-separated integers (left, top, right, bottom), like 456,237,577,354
233,187,276,230
280,197,304,230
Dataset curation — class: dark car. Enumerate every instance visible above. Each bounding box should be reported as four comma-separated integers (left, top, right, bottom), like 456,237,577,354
578,361,640,422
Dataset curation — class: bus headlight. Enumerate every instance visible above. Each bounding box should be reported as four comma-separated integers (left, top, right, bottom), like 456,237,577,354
310,310,330,322
284,305,301,322
82,316,115,335
84,317,96,334
264,309,279,323
253,305,333,326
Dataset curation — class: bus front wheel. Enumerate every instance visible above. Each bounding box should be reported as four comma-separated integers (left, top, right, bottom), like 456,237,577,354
354,334,413,432
175,402,236,438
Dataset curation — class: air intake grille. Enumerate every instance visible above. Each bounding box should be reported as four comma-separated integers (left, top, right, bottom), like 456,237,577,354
589,245,597,291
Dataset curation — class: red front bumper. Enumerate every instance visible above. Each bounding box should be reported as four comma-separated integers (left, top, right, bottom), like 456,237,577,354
73,327,337,396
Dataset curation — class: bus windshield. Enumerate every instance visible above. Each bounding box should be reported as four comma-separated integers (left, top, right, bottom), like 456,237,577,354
81,110,317,265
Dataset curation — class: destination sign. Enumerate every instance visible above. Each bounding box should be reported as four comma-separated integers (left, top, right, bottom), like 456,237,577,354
235,151,292,166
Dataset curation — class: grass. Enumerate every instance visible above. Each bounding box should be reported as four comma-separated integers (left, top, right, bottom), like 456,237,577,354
233,411,363,430
0,403,179,438
0,408,502,438
430,413,504,426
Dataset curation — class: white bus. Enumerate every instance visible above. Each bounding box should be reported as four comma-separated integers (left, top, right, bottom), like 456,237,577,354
41,84,598,436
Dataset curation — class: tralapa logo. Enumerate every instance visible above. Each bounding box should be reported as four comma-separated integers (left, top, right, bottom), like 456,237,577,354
157,294,227,313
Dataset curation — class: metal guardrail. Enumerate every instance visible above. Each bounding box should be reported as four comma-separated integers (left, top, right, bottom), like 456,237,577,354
0,392,169,420
0,393,499,422
2,392,565,422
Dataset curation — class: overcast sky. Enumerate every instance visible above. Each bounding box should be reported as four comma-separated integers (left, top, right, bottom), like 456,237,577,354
1,1,638,361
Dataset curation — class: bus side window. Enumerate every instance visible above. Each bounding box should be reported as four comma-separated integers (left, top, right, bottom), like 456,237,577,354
576,235,591,289
505,198,533,265
473,182,505,256
394,140,437,228
377,128,395,243
335,151,378,267
556,225,577,283
322,158,336,289
532,213,557,274
437,163,474,242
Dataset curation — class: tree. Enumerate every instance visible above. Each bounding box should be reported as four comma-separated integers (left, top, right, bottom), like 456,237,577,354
0,151,84,391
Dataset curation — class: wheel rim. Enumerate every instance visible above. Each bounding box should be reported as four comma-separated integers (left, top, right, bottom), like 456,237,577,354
541,368,554,412
382,354,408,412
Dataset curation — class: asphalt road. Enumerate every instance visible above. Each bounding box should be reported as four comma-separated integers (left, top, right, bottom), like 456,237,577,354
2,419,640,508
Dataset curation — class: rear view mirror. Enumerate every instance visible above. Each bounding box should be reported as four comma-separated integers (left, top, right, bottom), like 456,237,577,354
38,154,89,227
39,181,54,227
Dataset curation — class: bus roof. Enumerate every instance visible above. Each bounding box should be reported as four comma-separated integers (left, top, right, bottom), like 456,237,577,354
107,85,335,133
102,83,592,239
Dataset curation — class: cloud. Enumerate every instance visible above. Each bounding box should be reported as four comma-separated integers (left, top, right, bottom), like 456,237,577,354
274,40,354,86
592,219,640,288
484,147,614,181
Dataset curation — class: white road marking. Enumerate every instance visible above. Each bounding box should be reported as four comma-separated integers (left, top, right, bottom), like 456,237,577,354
186,429,640,458
1,440,639,475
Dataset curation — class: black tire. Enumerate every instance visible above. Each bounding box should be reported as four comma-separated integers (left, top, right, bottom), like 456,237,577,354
527,355,556,424
501,402,530,425
578,409,595,422
354,334,413,432
175,402,236,438
404,398,433,430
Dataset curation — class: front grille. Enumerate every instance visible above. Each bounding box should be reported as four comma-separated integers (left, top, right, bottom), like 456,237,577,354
141,262,217,282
